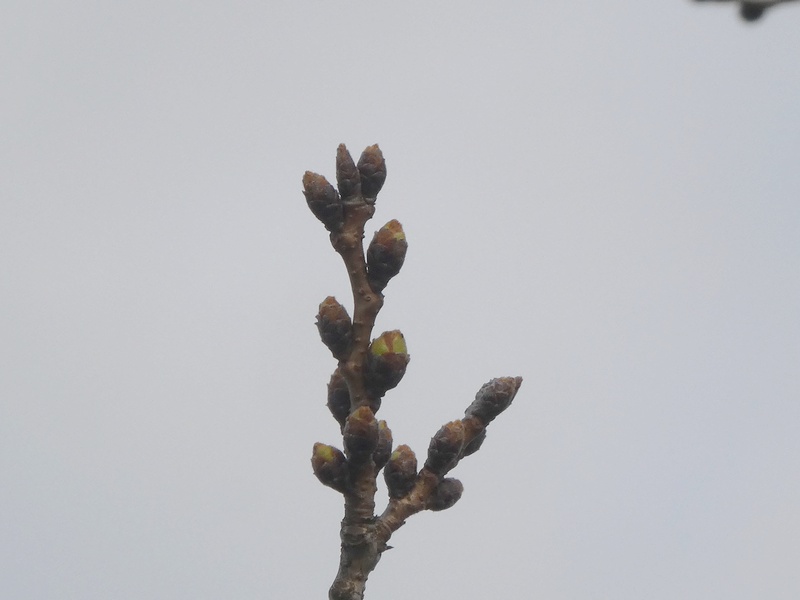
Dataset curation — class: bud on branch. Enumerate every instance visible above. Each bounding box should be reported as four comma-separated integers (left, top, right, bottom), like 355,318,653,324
311,443,349,494
367,220,408,293
343,406,379,461
316,297,353,360
425,420,466,475
303,172,342,231
384,445,418,499
336,144,361,201
464,377,523,425
427,478,464,512
365,330,410,396
327,369,351,430
373,421,393,471
357,144,387,200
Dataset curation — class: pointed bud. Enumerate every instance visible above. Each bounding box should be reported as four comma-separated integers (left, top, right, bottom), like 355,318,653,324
365,330,410,396
384,444,418,499
367,220,408,293
303,171,343,231
343,406,379,460
465,377,522,425
336,144,361,200
311,443,348,493
461,427,487,458
427,478,464,512
316,297,353,360
327,369,350,429
372,421,393,471
357,144,386,199
425,420,465,474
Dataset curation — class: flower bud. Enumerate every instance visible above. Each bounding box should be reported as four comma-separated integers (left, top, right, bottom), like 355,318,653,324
365,330,410,396
303,171,343,231
464,377,523,425
425,420,465,474
427,478,464,512
357,144,386,199
316,296,353,360
384,444,418,499
372,421,393,471
367,220,408,293
336,144,361,200
327,369,350,429
343,406,379,460
311,442,348,493
461,427,487,458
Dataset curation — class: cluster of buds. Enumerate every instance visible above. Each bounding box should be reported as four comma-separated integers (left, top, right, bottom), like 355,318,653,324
303,144,523,600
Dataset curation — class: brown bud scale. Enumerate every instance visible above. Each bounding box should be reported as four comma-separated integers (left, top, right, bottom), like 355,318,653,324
343,406,379,460
316,296,353,360
302,171,342,231
425,420,466,474
464,377,523,425
367,220,408,293
357,144,387,199
384,444,418,499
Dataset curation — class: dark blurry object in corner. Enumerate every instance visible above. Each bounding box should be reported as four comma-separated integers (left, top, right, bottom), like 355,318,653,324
693,0,798,22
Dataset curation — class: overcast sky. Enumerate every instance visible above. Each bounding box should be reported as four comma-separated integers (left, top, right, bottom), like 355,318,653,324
2,1,799,599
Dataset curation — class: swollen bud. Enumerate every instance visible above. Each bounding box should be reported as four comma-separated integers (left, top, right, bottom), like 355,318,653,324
303,171,342,231
336,144,361,200
311,442,348,493
425,420,465,475
365,330,410,396
461,427,487,458
327,369,350,429
427,478,464,512
357,144,387,199
343,406,379,461
384,444,418,499
367,220,408,293
316,296,352,360
464,377,523,425
373,421,393,471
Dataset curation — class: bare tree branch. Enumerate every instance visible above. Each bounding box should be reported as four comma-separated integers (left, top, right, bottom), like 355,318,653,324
306,144,523,600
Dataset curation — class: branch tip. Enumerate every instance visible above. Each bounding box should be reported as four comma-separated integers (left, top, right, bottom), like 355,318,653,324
464,376,523,425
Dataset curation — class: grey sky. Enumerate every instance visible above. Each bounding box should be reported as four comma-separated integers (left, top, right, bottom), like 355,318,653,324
2,1,799,598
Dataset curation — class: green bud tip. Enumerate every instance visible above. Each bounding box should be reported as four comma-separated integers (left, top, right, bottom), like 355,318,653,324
311,443,348,493
367,220,408,293
313,442,336,463
384,444,418,499
382,219,405,241
370,330,407,356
